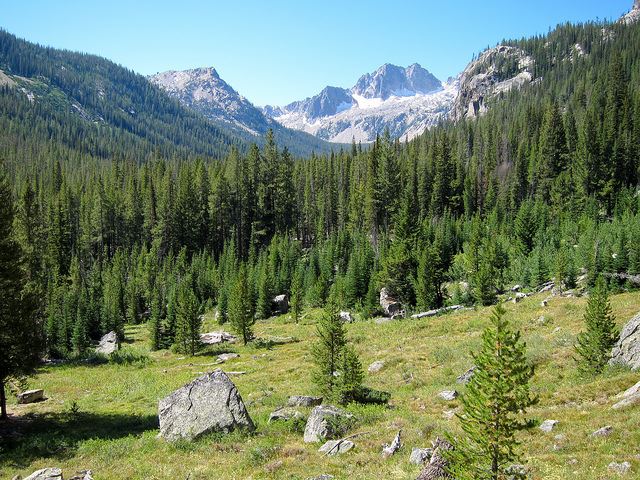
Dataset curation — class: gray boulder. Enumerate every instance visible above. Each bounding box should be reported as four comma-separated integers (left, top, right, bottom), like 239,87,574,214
539,419,559,432
200,331,237,345
269,407,304,423
339,311,354,323
456,366,476,384
216,353,239,363
319,439,355,455
17,389,45,404
416,437,454,480
612,379,640,409
591,425,613,437
610,312,640,370
273,294,289,314
288,395,323,407
409,447,433,465
23,469,63,480
303,405,354,443
380,288,403,318
95,331,118,355
608,461,631,475
368,360,385,373
438,390,458,401
158,369,255,441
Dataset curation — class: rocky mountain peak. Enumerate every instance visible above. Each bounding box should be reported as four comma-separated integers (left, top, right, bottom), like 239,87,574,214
621,0,640,24
351,63,442,100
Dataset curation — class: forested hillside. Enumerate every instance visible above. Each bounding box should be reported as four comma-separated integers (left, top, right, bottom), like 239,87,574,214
2,16,638,358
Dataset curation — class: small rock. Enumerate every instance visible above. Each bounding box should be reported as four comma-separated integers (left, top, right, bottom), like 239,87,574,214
591,425,613,437
409,447,433,465
608,461,631,475
216,353,239,363
95,331,118,355
456,366,476,384
512,292,527,303
511,285,522,292
307,475,334,480
380,287,403,317
303,405,354,443
17,389,45,404
339,311,354,323
541,299,548,307
69,471,93,480
319,439,355,455
23,469,63,480
438,390,458,401
539,282,555,293
539,419,559,432
268,407,304,423
536,315,547,326
288,395,323,407
368,360,385,373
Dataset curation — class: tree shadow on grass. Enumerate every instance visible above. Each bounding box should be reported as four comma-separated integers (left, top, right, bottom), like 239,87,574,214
0,410,158,470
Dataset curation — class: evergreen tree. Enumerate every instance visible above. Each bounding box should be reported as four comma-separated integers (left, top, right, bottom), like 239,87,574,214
0,166,41,420
173,276,202,356
575,277,618,374
312,305,347,401
228,264,255,345
290,263,304,324
447,305,537,480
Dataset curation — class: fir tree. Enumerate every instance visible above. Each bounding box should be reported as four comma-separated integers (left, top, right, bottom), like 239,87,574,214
575,277,618,374
290,263,304,324
312,305,347,401
173,276,202,356
228,264,255,345
446,305,537,480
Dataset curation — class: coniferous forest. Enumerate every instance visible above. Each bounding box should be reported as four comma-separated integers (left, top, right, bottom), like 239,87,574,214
1,6,640,480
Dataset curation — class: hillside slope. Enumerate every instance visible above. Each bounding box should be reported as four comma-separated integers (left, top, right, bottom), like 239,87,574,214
2,289,639,479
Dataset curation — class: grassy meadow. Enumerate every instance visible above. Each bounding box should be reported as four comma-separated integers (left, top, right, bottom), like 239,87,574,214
1,290,640,479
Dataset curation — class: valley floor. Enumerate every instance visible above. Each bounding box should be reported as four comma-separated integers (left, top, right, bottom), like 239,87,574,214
2,291,640,479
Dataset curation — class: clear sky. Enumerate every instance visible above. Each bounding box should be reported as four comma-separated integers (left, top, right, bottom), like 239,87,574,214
0,0,633,106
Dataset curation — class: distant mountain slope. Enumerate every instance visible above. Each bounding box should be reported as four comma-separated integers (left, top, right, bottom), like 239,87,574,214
149,67,341,156
263,63,453,142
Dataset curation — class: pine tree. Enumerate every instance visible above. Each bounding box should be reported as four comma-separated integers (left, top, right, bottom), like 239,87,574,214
575,277,618,374
336,344,364,404
312,305,347,401
290,263,304,324
446,305,537,480
228,264,255,345
173,276,202,356
415,243,445,311
148,286,164,351
0,166,41,420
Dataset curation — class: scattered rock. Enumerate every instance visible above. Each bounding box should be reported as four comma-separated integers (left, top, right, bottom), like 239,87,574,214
409,447,433,465
541,299,549,308
307,475,334,480
95,331,118,355
411,305,464,319
23,469,63,480
380,287,403,318
272,294,289,314
512,292,527,303
591,425,613,437
612,389,640,410
158,369,255,441
216,353,239,363
539,419,559,433
456,366,476,384
511,285,522,292
438,390,458,401
539,282,555,293
505,464,528,479
200,331,237,345
17,389,45,404
339,311,354,323
609,311,640,370
368,360,385,373
416,437,454,480
536,315,548,326
68,471,93,480
268,407,304,423
288,395,323,407
616,379,640,399
319,439,355,455
303,405,354,443
608,461,631,475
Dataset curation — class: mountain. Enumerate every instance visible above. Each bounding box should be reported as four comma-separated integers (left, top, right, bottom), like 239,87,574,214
149,67,339,156
263,63,453,143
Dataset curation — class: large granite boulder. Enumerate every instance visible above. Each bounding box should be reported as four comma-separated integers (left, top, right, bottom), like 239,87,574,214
17,389,45,404
95,331,118,355
158,370,254,441
610,312,640,370
200,331,237,345
23,468,63,480
273,294,289,314
303,405,354,443
416,437,453,480
380,288,403,318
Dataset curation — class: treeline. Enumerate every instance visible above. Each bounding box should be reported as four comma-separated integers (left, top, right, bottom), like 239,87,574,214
4,18,640,357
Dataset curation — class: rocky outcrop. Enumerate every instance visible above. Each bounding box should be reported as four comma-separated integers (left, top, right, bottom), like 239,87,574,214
621,0,640,25
609,312,640,370
95,331,118,355
612,379,640,409
200,331,237,345
410,447,433,465
380,288,403,318
319,439,355,455
268,407,305,423
272,294,289,314
158,370,254,441
453,45,534,121
303,405,354,443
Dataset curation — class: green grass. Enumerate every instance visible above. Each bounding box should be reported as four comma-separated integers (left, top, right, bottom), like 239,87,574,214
1,291,639,479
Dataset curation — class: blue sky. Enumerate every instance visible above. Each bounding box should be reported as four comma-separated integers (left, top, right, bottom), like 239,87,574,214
0,0,633,106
